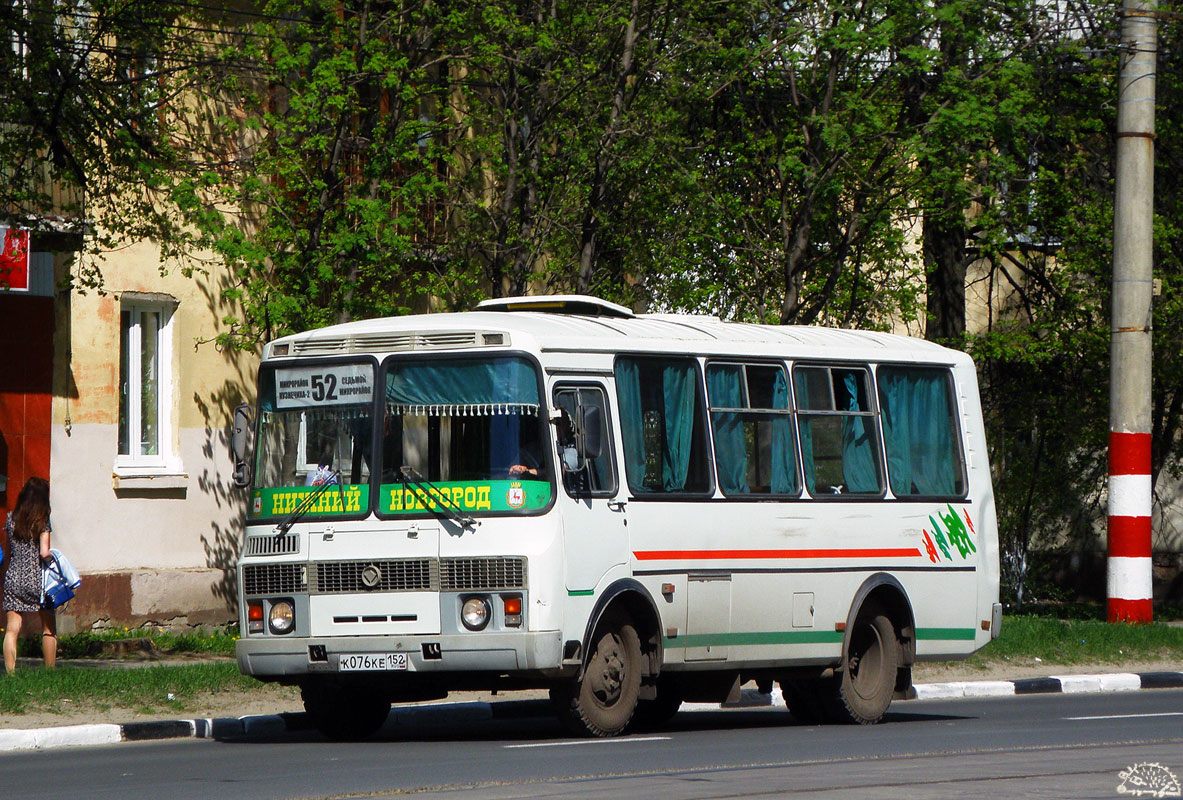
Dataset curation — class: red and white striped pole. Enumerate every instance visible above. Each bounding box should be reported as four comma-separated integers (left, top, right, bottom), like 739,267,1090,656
1108,0,1156,623
1108,433,1153,622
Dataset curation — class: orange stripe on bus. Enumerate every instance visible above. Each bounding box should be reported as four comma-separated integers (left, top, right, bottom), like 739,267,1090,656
632,548,922,561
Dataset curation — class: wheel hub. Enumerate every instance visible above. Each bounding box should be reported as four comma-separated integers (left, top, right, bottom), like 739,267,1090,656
588,634,625,705
850,626,884,700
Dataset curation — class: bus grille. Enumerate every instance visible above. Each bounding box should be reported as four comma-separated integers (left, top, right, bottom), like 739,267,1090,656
314,559,435,593
441,557,526,590
243,534,300,557
243,557,526,595
243,563,307,596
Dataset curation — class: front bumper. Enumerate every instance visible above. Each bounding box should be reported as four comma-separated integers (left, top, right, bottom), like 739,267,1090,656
236,630,563,678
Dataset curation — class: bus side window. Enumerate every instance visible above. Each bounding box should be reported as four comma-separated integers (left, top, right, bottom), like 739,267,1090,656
552,386,616,497
614,357,712,495
876,366,966,498
706,362,799,496
793,365,883,496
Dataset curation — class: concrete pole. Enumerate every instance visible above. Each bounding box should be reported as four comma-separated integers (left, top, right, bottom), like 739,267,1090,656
1108,0,1157,623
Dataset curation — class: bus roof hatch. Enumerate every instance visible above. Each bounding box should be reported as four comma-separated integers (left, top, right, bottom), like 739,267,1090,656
475,295,635,319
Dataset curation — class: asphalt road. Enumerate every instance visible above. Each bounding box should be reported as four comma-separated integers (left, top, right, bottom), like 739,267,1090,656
2,690,1182,799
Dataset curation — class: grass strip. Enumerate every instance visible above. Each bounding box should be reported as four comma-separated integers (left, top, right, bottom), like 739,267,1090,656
14,627,238,660
964,615,1183,667
0,661,262,716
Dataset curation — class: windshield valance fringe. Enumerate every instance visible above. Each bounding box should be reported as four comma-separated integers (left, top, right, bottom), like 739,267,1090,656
385,402,540,417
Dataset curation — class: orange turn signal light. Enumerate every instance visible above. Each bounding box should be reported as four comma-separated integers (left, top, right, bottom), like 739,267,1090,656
503,596,522,615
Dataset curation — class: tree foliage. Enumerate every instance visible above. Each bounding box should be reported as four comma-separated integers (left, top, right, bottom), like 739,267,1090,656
0,0,236,287
9,0,1183,602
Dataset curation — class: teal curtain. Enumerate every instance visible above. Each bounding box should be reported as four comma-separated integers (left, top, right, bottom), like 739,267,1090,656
662,363,697,492
707,365,748,494
799,418,816,494
794,368,827,410
385,357,539,476
614,360,649,492
385,357,539,406
879,368,957,496
841,372,880,493
770,369,797,493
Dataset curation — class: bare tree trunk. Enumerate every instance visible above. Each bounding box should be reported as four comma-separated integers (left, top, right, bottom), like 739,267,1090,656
923,212,968,340
577,0,640,293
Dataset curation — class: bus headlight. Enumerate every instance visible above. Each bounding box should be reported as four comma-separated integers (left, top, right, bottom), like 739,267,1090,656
461,596,491,631
268,599,295,634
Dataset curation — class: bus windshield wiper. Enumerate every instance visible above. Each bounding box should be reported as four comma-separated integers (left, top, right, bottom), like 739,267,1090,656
399,466,478,530
274,472,344,536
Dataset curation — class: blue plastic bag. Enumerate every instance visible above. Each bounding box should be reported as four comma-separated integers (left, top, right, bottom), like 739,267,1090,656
42,551,80,610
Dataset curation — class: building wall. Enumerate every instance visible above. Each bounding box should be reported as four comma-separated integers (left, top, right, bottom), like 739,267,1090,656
48,240,257,632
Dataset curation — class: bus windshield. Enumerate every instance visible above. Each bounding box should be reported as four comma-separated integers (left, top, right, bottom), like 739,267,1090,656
376,355,552,516
249,360,376,522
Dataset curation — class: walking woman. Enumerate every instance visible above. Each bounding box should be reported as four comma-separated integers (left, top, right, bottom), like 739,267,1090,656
2,477,56,671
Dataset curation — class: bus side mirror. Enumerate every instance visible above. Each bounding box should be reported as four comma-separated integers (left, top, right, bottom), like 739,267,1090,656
577,404,603,460
231,402,252,488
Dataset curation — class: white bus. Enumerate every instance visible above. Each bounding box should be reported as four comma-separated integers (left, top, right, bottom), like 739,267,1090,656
232,295,1000,739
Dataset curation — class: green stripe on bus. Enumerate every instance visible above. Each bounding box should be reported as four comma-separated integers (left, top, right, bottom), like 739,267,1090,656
915,627,977,640
567,589,595,597
664,630,845,648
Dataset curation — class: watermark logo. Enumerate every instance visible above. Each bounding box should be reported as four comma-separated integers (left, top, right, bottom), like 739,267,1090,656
1117,762,1181,797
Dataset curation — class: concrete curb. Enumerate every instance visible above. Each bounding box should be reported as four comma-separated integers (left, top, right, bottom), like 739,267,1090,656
3,670,1181,753
912,670,1183,700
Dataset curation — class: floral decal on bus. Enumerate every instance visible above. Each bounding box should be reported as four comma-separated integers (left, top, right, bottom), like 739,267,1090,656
922,505,977,563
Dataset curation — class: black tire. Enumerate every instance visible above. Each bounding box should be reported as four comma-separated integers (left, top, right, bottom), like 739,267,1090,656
629,674,683,731
551,612,642,737
830,607,899,724
780,677,833,725
302,683,392,741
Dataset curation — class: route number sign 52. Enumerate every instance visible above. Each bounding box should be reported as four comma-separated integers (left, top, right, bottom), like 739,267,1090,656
275,364,375,409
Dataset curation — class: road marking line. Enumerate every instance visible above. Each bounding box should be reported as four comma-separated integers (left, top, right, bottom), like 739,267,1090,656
505,736,671,749
1065,712,1183,721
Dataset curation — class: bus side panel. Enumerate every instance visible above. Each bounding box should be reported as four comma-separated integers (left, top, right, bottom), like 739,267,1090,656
954,356,1001,653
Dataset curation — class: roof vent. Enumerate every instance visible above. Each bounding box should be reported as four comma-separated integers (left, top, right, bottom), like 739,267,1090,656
475,295,635,319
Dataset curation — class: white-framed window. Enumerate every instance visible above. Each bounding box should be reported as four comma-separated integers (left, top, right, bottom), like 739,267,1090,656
116,298,177,473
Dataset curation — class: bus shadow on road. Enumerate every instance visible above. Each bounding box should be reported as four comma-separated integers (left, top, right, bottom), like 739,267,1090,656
213,701,973,745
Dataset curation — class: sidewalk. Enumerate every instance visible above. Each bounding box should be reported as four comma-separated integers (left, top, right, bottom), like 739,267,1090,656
2,663,1181,754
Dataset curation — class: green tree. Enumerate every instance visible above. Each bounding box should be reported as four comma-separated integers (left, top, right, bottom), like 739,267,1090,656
181,0,472,343
151,0,1182,604
646,0,953,327
451,0,697,301
0,0,229,287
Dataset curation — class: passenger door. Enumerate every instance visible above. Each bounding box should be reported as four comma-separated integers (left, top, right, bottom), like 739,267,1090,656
552,384,628,592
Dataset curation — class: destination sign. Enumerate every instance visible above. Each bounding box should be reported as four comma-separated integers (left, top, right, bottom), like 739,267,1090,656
275,364,374,409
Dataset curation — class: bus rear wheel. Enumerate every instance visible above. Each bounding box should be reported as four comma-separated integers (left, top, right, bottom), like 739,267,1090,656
780,678,832,725
552,612,642,737
831,607,899,724
302,682,392,741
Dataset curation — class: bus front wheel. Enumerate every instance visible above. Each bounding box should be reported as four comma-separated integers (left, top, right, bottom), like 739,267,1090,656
551,612,642,737
831,606,899,725
302,682,392,741
630,674,683,731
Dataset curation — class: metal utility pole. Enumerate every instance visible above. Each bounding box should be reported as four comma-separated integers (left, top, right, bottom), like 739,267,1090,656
1108,0,1157,623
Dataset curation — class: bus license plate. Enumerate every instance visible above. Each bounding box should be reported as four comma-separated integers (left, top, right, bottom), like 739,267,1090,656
339,653,409,672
